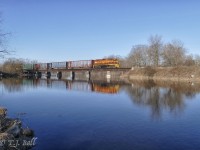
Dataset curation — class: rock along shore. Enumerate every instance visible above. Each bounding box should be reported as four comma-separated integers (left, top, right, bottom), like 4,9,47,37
0,107,35,150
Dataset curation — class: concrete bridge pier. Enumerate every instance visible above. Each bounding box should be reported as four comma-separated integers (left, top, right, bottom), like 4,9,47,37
62,71,73,80
41,72,47,79
51,72,59,79
49,70,62,80
73,71,90,81
41,71,51,79
90,70,126,81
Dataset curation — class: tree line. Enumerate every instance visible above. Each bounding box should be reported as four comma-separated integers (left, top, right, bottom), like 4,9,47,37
107,35,200,68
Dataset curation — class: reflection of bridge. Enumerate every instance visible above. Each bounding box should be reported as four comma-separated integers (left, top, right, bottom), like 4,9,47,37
1,78,125,94
33,79,124,94
24,68,131,81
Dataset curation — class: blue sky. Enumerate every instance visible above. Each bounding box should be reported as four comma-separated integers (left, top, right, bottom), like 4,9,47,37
1,0,200,62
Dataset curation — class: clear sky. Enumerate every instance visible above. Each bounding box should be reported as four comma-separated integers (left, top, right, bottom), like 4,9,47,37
0,0,200,62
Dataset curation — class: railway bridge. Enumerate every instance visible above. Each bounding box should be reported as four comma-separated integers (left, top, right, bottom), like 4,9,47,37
24,68,131,81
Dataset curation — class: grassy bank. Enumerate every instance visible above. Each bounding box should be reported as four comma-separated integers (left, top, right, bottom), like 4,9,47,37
122,66,200,82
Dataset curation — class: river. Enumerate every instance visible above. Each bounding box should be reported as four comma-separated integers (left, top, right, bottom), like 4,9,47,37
0,78,200,150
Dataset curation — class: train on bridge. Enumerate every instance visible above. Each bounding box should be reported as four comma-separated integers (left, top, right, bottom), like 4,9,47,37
23,58,120,71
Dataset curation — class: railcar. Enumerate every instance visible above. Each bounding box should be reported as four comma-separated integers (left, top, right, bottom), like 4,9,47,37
51,62,67,69
38,63,48,70
47,63,52,69
23,64,34,70
34,64,40,70
67,60,93,69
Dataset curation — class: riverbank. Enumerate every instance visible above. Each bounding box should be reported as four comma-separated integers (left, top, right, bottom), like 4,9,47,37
0,71,19,78
121,66,200,82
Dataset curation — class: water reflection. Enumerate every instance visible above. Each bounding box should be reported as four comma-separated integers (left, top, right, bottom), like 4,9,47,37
0,78,37,93
0,78,200,119
125,80,199,119
0,78,122,94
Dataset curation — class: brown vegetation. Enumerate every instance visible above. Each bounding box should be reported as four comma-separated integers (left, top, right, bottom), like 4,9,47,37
1,58,24,74
123,66,200,82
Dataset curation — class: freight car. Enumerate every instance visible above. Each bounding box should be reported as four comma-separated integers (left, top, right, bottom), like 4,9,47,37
23,64,34,70
67,60,93,69
36,63,47,70
33,63,52,70
51,62,67,69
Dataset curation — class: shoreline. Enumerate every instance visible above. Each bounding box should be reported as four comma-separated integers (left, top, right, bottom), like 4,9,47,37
0,72,19,78
121,66,200,83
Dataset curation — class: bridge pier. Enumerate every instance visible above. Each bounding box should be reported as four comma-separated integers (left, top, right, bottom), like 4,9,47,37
73,71,90,81
33,68,130,81
41,72,47,79
50,72,58,79
90,69,126,81
62,71,73,80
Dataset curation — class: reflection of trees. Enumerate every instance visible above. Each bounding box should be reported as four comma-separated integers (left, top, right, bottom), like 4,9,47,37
162,89,183,113
126,85,163,119
0,78,36,93
1,78,24,92
125,80,200,119
147,87,161,119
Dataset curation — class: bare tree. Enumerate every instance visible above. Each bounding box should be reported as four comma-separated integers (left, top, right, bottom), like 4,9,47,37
162,40,186,66
3,58,24,74
184,54,195,66
128,45,148,67
194,54,200,66
147,35,163,67
0,13,11,58
0,34,9,58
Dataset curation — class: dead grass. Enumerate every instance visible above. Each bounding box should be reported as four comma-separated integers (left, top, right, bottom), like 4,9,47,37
126,66,200,82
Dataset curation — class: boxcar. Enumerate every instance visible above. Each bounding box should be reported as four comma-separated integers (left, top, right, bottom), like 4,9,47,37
52,62,67,69
68,60,93,69
34,64,40,70
38,63,48,70
47,63,52,69
23,64,34,70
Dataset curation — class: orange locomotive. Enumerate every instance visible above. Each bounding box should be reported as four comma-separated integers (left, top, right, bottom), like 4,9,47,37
92,59,120,68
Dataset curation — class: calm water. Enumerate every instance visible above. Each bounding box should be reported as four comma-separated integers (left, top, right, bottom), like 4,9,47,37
0,78,200,150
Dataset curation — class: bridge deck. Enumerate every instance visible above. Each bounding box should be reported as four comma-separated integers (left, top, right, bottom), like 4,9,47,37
36,68,131,72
